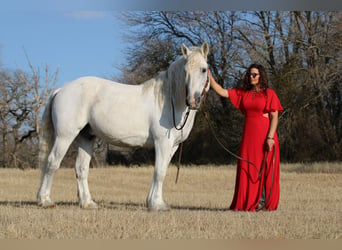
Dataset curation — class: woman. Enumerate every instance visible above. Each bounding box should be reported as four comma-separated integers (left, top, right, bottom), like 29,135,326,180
209,64,283,211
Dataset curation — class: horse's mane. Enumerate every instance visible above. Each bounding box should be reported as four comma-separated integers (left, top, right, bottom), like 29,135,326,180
165,47,205,107
141,55,186,109
142,46,205,109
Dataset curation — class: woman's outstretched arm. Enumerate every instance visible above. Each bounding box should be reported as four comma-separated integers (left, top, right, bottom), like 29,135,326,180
209,70,229,98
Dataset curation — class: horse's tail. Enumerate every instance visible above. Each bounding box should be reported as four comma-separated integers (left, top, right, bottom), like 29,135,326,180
39,89,60,173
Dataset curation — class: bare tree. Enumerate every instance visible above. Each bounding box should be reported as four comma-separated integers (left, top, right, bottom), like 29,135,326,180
0,58,58,168
117,11,342,163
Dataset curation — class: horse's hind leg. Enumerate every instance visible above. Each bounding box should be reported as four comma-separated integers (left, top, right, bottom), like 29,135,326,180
74,134,97,209
37,136,75,208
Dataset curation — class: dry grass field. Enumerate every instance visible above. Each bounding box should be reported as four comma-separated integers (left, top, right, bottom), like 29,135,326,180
0,163,341,239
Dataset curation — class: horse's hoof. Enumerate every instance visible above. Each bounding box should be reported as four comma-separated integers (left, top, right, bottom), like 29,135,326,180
81,200,98,209
38,198,56,208
147,203,171,212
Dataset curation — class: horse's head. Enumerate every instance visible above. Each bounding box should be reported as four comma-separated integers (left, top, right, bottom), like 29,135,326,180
181,42,210,110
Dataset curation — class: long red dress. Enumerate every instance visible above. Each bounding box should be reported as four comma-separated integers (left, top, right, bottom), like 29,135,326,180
228,88,283,211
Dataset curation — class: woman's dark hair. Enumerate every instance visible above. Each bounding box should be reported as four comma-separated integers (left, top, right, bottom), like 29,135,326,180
242,63,268,92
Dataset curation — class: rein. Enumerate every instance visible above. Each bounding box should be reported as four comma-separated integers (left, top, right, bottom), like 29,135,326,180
202,109,275,210
256,149,275,211
171,101,190,131
173,72,210,183
171,65,275,209
171,69,210,131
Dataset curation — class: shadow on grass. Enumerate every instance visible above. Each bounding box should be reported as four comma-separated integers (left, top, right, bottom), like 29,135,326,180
170,205,229,212
105,201,229,212
0,200,229,212
0,200,79,208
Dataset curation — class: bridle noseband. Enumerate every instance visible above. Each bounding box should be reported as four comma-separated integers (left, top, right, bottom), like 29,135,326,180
172,66,209,184
172,69,209,131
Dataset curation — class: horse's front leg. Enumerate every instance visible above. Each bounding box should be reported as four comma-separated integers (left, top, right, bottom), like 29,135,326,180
146,140,178,211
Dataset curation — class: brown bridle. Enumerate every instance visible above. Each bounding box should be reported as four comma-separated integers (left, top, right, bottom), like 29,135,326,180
172,68,210,131
173,69,210,183
174,70,275,210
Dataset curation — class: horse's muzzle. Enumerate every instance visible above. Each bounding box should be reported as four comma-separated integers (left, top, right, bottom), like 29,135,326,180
186,94,202,110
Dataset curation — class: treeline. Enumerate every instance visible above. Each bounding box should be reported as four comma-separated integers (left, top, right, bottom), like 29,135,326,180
0,11,341,168
115,11,342,164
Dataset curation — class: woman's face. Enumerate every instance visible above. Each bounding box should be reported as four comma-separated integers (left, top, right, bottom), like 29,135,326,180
250,68,260,87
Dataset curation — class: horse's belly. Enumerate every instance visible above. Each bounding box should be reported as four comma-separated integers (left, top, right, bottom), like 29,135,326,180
106,133,153,148
89,109,154,148
108,128,152,147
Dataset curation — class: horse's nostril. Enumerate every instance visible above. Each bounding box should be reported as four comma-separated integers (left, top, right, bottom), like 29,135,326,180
194,93,202,105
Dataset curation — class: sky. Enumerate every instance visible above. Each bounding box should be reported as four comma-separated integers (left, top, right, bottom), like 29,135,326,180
0,9,127,87
1,1,339,88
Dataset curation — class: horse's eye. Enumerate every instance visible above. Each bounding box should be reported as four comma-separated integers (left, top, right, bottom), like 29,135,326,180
201,68,207,73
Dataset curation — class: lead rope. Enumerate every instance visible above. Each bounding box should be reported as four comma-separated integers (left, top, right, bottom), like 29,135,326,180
171,99,190,131
174,71,210,184
256,149,275,211
175,142,183,183
202,110,259,171
171,100,189,184
202,107,275,210
172,67,276,205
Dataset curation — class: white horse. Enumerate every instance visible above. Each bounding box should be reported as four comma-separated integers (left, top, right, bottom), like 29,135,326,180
37,42,210,211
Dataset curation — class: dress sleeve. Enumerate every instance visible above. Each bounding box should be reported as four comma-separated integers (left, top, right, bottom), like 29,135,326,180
228,89,243,110
264,89,283,113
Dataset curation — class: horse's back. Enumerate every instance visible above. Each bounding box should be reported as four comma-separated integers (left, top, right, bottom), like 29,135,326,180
53,76,146,114
52,76,156,147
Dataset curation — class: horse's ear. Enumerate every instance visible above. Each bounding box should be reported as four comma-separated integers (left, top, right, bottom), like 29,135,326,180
202,42,209,59
181,43,189,56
